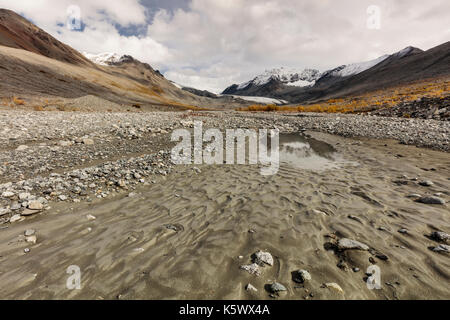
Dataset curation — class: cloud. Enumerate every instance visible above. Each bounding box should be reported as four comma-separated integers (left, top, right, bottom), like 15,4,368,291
0,0,449,93
0,0,170,67
148,0,450,92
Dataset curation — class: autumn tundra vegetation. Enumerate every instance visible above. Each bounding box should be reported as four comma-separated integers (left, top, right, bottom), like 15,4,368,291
237,77,449,114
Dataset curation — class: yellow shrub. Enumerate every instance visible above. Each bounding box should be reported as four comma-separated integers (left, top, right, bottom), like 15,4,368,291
13,97,25,105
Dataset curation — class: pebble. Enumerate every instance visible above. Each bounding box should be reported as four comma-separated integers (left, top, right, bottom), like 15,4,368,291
324,283,344,293
24,229,36,236
432,244,450,253
1,191,15,198
416,196,445,205
398,228,408,234
337,238,369,251
86,214,96,220
337,260,349,271
10,214,23,223
16,145,29,151
269,282,287,293
430,231,450,243
24,248,30,253
10,203,21,211
293,270,312,283
0,208,9,216
21,209,40,216
59,140,72,147
28,201,43,211
19,193,31,201
253,251,274,266
193,167,201,174
240,263,261,276
25,235,37,244
163,223,184,233
245,284,258,292
419,180,434,187
376,253,389,261
82,138,94,145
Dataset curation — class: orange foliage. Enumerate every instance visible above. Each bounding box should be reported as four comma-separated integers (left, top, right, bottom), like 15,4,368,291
13,96,25,105
237,78,449,114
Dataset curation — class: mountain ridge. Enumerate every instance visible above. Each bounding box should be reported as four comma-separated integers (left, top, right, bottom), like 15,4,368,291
222,44,448,104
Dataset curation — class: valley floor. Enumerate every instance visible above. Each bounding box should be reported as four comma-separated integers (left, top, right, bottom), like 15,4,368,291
0,110,449,299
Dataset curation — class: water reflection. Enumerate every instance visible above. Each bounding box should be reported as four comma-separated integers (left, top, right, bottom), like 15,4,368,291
279,133,344,171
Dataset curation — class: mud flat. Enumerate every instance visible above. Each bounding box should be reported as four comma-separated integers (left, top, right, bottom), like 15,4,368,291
0,121,449,299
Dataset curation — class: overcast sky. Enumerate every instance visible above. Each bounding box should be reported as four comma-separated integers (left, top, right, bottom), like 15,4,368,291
0,0,449,92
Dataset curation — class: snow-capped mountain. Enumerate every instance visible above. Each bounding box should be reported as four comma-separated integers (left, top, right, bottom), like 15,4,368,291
392,46,422,58
316,46,424,87
220,45,431,102
236,67,321,90
83,52,132,66
323,54,390,78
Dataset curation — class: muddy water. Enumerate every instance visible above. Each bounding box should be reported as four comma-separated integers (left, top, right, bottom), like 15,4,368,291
0,132,449,300
279,133,356,171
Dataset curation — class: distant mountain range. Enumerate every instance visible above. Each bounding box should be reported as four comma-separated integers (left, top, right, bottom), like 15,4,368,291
0,8,448,110
223,67,322,96
222,44,449,104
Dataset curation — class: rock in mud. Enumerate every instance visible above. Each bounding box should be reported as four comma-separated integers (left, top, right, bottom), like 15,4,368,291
432,244,450,253
240,263,261,276
337,238,369,251
253,250,274,266
269,282,287,293
376,253,389,261
416,196,445,205
24,229,36,236
9,214,23,223
245,284,258,292
163,223,184,233
25,235,37,244
21,209,40,216
27,201,43,211
293,270,312,283
430,231,450,243
324,283,344,293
